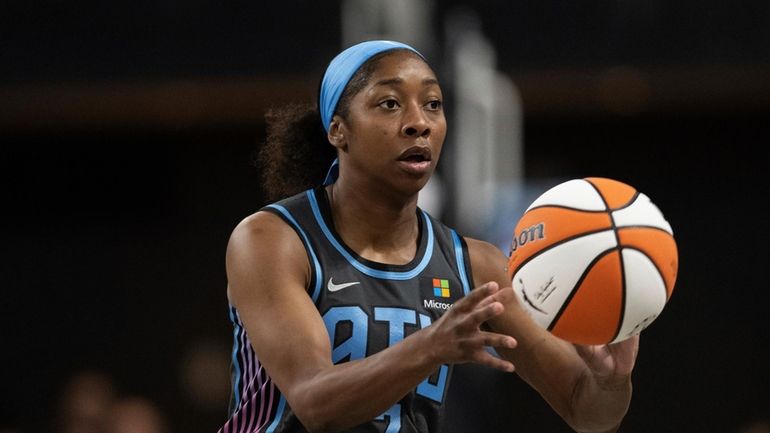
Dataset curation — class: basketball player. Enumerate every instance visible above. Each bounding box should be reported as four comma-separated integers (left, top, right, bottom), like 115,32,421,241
219,40,639,433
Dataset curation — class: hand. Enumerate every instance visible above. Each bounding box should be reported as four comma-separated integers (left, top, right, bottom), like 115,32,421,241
426,282,518,372
574,335,639,388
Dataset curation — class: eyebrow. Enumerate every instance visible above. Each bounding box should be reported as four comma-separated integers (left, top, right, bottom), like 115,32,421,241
373,77,440,87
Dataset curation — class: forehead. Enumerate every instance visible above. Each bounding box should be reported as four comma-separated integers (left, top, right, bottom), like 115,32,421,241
367,51,439,87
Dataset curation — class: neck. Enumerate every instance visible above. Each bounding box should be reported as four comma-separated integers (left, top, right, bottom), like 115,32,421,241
326,179,420,265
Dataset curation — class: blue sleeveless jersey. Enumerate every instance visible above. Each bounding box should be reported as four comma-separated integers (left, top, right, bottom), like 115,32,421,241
219,187,475,433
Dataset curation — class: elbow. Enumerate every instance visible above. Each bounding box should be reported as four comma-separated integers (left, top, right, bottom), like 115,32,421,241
288,391,340,433
297,416,335,433
299,419,333,433
281,366,355,433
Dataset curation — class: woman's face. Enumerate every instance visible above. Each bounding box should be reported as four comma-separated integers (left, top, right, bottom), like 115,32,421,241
333,51,447,197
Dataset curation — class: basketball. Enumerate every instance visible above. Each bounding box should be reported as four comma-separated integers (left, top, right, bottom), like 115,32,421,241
506,177,678,345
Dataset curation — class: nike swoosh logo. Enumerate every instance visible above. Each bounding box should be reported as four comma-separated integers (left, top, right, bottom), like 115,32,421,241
327,278,361,292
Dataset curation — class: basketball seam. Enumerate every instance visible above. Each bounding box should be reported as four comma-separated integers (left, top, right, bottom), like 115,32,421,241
610,245,627,343
610,247,670,343
584,178,640,211
614,191,641,211
619,246,671,301
616,225,674,236
616,226,676,297
583,178,610,212
546,247,619,332
585,179,627,344
510,228,615,278
526,204,607,213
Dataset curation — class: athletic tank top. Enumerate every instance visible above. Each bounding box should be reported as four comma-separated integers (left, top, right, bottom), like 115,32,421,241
218,186,475,433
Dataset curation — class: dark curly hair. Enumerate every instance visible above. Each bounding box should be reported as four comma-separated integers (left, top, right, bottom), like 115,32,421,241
257,49,423,203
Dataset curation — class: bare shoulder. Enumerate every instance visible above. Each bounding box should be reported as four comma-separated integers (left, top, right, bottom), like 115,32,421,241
227,210,297,255
464,237,507,262
226,210,310,302
230,208,316,254
463,237,510,289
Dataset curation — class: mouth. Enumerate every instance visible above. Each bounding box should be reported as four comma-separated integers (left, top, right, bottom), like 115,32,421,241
396,146,433,175
397,146,432,163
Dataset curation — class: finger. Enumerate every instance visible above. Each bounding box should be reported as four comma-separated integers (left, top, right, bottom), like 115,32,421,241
471,350,515,373
478,286,517,315
628,334,640,358
609,334,639,356
468,284,515,312
475,293,501,309
489,284,516,304
454,282,500,312
610,335,640,374
477,330,517,350
464,300,506,328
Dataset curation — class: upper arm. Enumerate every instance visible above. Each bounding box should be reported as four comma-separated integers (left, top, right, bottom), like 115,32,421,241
464,237,549,349
465,237,588,421
226,211,333,403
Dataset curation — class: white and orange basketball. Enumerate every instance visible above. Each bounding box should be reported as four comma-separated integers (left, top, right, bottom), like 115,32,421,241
507,177,678,345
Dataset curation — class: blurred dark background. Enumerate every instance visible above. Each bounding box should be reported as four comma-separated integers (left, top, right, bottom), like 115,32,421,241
2,1,769,432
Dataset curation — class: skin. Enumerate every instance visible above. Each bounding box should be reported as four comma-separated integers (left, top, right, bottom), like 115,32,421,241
226,51,638,433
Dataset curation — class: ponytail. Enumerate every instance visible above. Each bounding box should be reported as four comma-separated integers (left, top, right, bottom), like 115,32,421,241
257,104,336,203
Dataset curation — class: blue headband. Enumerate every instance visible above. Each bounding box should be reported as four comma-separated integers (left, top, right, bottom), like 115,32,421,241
319,40,423,133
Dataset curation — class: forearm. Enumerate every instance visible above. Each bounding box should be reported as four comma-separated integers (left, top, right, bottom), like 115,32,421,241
498,335,631,433
290,328,440,433
465,238,636,433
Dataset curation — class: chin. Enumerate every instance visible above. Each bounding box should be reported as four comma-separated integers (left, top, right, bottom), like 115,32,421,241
395,171,433,199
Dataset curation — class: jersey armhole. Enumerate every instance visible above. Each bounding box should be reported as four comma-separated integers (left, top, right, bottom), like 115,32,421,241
451,230,474,296
261,205,324,303
459,236,475,291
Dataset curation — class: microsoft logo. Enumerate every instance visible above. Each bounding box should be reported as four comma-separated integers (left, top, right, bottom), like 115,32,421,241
433,278,450,298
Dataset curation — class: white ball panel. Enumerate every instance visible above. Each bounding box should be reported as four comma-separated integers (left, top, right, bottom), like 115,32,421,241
526,179,606,212
612,193,673,234
512,230,618,329
612,249,668,343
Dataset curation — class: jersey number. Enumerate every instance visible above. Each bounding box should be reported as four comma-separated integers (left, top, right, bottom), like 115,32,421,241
323,306,449,432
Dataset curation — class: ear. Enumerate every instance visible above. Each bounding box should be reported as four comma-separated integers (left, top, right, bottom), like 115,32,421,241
327,115,348,151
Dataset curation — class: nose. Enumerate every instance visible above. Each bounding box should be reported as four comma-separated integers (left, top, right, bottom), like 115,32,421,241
401,103,431,138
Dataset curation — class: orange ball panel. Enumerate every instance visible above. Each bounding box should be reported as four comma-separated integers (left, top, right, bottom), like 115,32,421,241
585,177,637,210
550,250,624,345
618,227,678,299
508,207,612,279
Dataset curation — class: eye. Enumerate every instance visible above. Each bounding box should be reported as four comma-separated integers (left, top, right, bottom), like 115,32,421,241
379,99,400,110
426,99,443,111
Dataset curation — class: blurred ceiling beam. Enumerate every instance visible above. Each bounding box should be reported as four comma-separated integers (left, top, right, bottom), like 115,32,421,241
1,66,769,132
0,75,316,132
512,65,770,119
